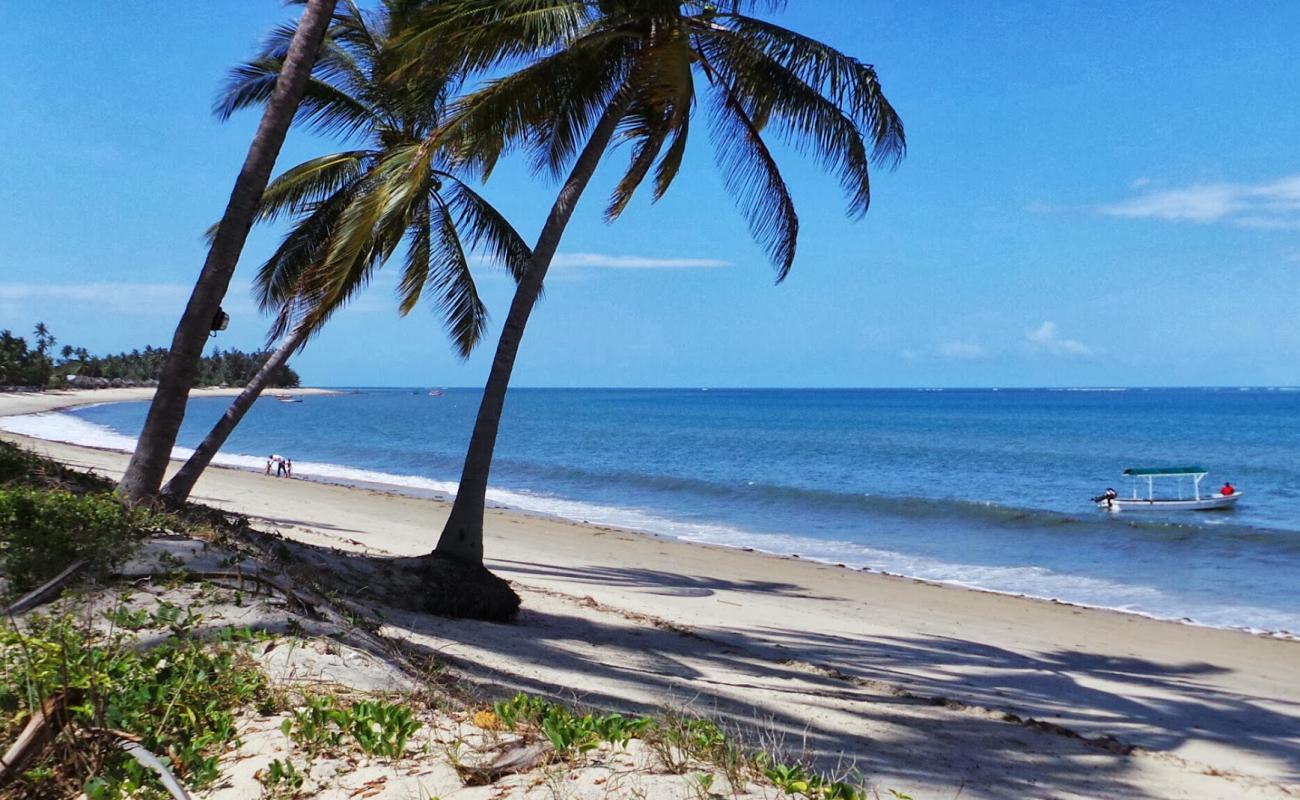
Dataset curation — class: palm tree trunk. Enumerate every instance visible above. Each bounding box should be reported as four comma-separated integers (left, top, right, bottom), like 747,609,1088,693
159,329,306,504
119,0,337,505
434,97,627,564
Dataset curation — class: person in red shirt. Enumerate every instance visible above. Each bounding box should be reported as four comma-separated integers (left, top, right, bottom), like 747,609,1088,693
1220,482,1235,496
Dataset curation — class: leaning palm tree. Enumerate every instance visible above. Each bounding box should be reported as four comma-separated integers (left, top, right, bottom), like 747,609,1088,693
120,0,338,504
158,0,532,505
400,0,905,566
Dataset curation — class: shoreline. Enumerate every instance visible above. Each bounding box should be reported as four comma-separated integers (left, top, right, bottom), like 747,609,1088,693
4,388,1296,640
3,389,1300,796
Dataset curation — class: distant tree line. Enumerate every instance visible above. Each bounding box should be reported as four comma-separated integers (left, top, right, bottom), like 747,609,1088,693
0,322,299,390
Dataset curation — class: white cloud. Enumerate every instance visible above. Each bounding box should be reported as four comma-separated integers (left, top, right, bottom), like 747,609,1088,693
0,282,192,312
1129,177,1153,189
1098,173,1300,228
1026,321,1094,357
938,341,987,360
551,252,730,269
0,282,286,316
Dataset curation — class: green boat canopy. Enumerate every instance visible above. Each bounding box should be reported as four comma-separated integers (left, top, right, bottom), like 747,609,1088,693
1123,466,1207,476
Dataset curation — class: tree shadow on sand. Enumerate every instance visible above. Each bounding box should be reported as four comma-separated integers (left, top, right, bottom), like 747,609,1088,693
261,536,1300,798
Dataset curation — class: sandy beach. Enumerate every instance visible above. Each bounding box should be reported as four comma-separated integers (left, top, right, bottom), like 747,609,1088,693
3,388,1298,799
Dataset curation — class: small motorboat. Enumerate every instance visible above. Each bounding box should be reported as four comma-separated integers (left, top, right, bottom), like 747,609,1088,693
1093,466,1241,512
428,389,444,397
275,394,303,404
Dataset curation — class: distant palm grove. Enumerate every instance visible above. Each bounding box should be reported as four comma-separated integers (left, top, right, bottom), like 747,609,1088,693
0,323,300,390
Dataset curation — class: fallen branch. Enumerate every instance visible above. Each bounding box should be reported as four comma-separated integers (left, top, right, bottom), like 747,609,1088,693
0,692,77,786
4,560,88,615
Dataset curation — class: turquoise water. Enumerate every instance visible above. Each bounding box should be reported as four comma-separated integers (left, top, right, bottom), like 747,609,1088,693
8,387,1300,632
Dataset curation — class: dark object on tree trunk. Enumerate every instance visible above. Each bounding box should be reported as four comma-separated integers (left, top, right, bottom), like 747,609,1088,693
416,552,520,622
119,0,338,504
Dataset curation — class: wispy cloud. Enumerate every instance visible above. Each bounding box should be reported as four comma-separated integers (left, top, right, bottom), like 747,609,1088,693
1026,321,1094,357
0,283,192,312
901,341,988,361
552,252,730,269
938,341,988,360
1097,173,1300,228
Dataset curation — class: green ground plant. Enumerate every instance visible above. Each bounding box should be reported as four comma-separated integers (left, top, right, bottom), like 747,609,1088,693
488,693,873,799
0,612,271,799
282,694,420,760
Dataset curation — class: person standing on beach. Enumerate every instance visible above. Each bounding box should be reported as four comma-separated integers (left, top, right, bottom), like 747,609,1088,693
265,456,274,476
285,459,293,479
275,456,287,477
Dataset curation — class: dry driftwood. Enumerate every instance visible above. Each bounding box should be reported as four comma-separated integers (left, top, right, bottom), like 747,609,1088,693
456,741,552,786
4,559,88,615
0,692,77,786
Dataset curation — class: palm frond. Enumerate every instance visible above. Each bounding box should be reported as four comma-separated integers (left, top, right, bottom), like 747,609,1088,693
427,193,488,357
214,56,377,139
713,14,905,168
395,0,595,75
698,30,873,216
438,33,632,180
256,151,373,225
440,175,533,283
707,81,798,281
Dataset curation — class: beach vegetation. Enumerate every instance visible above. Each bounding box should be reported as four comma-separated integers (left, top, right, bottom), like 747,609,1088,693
482,692,872,798
257,757,306,798
0,612,271,799
0,489,160,598
157,0,532,505
0,325,56,388
281,693,421,760
400,0,905,581
0,323,300,390
119,0,337,505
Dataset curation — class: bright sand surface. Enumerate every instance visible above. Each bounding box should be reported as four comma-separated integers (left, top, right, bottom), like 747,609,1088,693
3,388,1299,799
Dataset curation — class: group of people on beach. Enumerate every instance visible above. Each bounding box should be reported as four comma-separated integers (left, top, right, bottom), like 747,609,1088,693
265,454,292,478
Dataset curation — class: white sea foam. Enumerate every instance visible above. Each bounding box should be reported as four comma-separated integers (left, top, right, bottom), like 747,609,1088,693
4,410,1297,635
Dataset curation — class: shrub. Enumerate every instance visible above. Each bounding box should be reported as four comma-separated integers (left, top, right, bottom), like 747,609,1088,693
0,489,161,597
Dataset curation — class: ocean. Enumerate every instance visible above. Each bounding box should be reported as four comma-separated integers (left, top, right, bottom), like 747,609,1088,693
5,387,1299,634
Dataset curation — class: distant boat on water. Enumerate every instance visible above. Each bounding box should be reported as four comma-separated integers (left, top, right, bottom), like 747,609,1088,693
428,389,444,397
275,394,303,404
1093,466,1241,512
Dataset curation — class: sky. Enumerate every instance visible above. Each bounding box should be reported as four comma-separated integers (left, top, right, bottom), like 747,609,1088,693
2,1,1298,388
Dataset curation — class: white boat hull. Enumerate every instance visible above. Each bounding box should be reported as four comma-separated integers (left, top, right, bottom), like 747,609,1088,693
1096,493,1242,512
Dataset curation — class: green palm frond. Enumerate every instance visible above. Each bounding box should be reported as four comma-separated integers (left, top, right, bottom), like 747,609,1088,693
439,34,632,179
256,151,373,225
439,175,534,282
254,182,364,342
715,14,905,168
698,31,873,216
707,81,798,281
396,0,595,75
215,57,377,139
427,193,488,357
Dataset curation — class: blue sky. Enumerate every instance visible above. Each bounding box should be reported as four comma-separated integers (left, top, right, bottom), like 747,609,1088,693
3,1,1298,387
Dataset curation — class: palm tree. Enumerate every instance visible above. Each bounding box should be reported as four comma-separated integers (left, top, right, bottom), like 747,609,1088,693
120,0,338,504
401,0,906,565
159,1,532,505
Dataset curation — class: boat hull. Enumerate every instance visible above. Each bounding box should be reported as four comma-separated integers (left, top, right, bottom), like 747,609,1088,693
1096,493,1242,512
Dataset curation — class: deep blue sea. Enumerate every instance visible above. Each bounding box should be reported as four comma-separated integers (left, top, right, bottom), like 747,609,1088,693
5,387,1300,633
